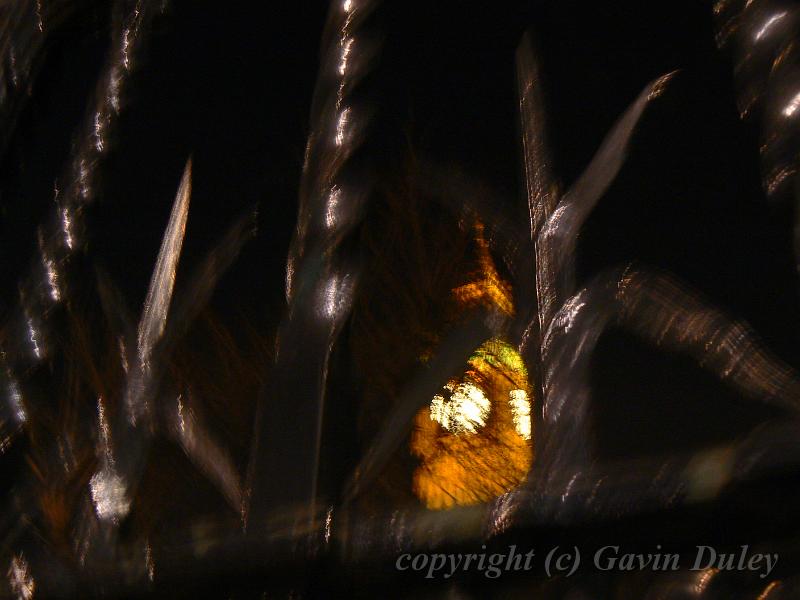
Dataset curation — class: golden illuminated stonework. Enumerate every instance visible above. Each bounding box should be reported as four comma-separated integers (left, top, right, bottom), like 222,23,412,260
411,222,534,509
411,337,533,509
452,222,515,317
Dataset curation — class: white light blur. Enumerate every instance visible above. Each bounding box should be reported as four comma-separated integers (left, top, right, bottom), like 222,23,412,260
430,381,491,434
109,72,122,113
26,317,42,360
35,0,44,32
339,37,353,76
285,255,296,301
7,378,25,425
78,158,90,201
323,276,340,318
553,294,586,336
61,206,75,250
509,389,532,440
177,394,186,435
324,506,333,544
754,12,787,41
97,396,113,466
318,274,352,320
145,541,154,581
122,27,132,70
325,186,342,229
94,112,105,153
335,107,350,146
37,230,61,302
118,337,129,374
488,493,515,536
89,467,131,522
137,159,191,369
561,472,579,504
784,90,800,117
9,49,18,88
43,256,60,302
7,555,34,600
343,0,353,13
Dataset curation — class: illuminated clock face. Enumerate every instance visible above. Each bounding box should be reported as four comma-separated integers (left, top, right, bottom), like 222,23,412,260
408,221,534,510
411,337,533,510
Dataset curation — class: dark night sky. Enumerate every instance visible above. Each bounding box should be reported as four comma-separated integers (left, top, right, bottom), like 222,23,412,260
1,0,797,462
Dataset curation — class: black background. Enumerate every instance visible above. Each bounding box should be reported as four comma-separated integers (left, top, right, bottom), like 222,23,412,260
1,0,797,465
